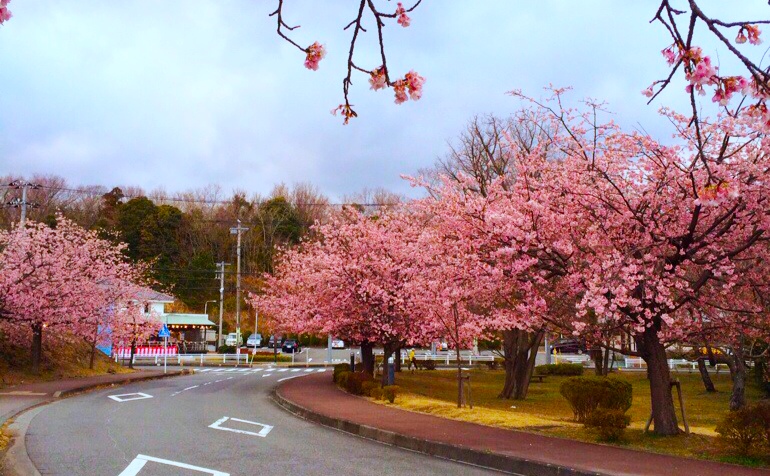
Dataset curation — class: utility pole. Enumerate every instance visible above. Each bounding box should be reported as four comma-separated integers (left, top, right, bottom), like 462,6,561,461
230,220,249,361
215,261,230,348
5,180,41,227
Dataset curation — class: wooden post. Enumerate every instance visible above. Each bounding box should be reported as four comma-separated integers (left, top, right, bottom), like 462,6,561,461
644,379,689,434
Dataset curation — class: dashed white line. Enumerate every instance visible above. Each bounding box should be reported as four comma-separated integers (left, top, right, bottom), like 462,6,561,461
291,369,301,372
184,385,199,391
278,369,289,372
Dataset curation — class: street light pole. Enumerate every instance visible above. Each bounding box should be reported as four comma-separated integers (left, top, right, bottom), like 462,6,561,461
230,220,249,362
5,180,40,227
215,262,230,348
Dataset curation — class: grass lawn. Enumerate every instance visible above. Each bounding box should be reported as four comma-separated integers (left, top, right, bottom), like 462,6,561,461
385,367,768,467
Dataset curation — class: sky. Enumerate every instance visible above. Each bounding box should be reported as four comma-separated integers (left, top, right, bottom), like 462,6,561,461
1,1,767,201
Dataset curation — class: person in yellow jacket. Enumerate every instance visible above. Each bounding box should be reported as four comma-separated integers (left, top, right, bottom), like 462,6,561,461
408,348,417,372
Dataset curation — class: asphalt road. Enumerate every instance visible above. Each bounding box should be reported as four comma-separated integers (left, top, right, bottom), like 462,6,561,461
25,365,498,476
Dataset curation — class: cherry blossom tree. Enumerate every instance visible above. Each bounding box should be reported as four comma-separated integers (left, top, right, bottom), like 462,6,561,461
0,216,151,373
254,208,436,384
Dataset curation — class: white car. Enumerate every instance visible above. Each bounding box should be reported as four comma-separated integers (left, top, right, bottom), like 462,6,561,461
225,333,239,347
331,338,345,349
246,333,262,348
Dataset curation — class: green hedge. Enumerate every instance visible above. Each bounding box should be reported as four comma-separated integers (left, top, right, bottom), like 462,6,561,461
250,354,291,363
716,401,770,455
535,363,584,376
333,363,351,383
585,408,630,441
559,376,632,422
383,385,400,403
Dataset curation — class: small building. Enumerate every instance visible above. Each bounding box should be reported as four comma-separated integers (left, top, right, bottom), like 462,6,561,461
108,287,217,356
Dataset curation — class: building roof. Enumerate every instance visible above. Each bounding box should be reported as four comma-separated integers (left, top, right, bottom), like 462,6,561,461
164,314,216,327
133,287,175,303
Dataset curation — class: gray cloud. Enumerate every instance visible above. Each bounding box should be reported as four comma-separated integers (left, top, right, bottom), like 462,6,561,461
1,1,765,200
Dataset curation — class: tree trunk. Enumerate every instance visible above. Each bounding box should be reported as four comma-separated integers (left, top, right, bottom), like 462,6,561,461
498,328,544,400
636,325,679,435
498,330,517,399
728,345,746,411
697,357,716,392
31,324,43,374
129,338,137,370
456,345,463,408
394,346,402,372
89,339,97,370
592,347,604,376
380,342,396,387
360,341,374,375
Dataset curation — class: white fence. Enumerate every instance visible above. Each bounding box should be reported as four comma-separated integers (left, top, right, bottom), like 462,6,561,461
372,350,495,365
623,357,730,372
119,353,252,366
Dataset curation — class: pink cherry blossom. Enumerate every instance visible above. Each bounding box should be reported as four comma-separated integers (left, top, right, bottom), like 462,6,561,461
304,42,326,71
369,66,387,91
395,3,411,27
0,0,11,25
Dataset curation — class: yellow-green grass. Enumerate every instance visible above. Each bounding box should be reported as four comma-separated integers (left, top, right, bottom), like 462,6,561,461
382,368,768,467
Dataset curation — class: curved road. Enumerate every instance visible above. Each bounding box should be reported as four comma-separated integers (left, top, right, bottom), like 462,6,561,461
25,366,498,475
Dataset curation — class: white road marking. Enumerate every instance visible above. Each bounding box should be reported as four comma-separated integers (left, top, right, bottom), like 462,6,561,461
200,369,213,372
262,374,272,378
290,369,301,372
184,385,199,391
226,377,234,380
226,369,238,372
208,417,273,437
278,369,288,372
251,368,263,372
203,382,212,386
238,368,249,372
118,454,228,476
108,392,153,403
316,369,327,373
304,369,314,372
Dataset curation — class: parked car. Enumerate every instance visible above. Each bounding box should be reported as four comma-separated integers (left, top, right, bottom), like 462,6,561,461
246,333,262,348
331,338,345,349
224,332,239,347
267,335,285,348
550,338,587,354
281,339,301,353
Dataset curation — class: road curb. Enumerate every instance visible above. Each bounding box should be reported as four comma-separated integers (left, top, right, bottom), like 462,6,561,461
0,369,190,475
271,385,605,476
53,369,191,398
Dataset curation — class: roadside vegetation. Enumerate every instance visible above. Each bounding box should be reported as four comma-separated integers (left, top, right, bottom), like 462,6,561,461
379,369,769,467
0,339,130,389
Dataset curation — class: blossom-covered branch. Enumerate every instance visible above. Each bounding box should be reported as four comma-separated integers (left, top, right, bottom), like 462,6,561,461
271,0,424,124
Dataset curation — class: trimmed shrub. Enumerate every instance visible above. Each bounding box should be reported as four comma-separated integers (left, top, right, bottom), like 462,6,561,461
361,381,379,397
535,363,584,376
383,385,400,403
333,363,351,383
345,372,374,395
250,354,291,363
217,345,237,354
559,376,632,422
370,387,384,400
336,371,350,389
716,401,770,455
422,360,436,370
585,408,631,441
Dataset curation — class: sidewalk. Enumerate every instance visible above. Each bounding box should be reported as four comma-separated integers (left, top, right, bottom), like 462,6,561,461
275,373,770,476
0,369,186,426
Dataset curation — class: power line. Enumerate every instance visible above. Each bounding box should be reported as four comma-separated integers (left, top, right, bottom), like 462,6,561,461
23,184,395,208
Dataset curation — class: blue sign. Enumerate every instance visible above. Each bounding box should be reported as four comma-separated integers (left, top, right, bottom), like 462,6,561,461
158,324,171,338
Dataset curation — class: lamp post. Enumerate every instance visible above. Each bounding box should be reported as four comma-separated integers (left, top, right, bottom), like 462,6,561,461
204,300,217,315
230,220,249,364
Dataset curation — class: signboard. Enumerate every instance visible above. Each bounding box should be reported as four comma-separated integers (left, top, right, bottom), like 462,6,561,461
159,324,170,338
